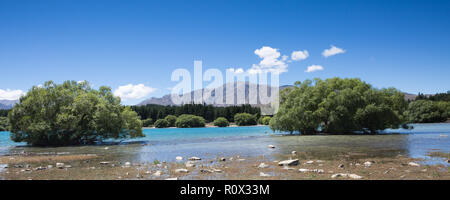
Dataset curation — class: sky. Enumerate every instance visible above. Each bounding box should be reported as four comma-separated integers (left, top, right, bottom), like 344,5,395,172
0,0,449,105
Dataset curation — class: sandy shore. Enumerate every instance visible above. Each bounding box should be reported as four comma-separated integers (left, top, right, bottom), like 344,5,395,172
1,151,449,180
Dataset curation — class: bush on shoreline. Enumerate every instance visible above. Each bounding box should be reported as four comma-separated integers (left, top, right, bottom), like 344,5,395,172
270,78,409,135
214,117,230,127
175,114,205,128
164,115,177,127
142,118,153,127
234,113,257,126
259,116,271,125
405,100,449,123
154,119,169,128
8,81,144,146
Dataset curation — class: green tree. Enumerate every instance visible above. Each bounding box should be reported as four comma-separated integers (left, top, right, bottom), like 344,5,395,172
260,116,271,125
234,113,257,126
154,119,169,128
270,78,408,134
164,115,177,127
213,117,230,127
175,114,205,128
142,118,153,127
8,81,144,146
405,100,449,123
0,117,8,131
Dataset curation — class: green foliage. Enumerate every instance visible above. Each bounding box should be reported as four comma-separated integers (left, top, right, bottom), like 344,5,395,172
405,100,449,123
131,104,260,123
142,118,153,127
7,81,144,146
154,119,169,128
175,114,205,128
164,115,177,127
260,116,271,125
213,117,230,127
270,78,408,134
234,113,257,126
0,117,8,131
0,110,9,117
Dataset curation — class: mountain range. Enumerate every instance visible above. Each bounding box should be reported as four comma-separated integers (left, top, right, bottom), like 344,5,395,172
0,100,19,110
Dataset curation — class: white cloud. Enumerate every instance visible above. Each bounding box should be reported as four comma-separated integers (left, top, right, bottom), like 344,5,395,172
291,50,309,61
113,84,156,100
0,89,26,100
305,65,324,73
248,46,288,74
322,45,346,58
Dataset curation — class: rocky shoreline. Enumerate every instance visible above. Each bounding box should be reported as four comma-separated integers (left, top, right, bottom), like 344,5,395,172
1,149,449,180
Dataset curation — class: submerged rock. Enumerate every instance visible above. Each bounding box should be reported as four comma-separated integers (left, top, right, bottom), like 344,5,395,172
278,159,299,166
176,156,183,161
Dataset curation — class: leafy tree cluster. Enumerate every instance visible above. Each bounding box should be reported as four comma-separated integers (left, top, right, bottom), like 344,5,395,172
175,114,206,128
0,117,8,131
234,113,257,126
213,117,230,127
270,78,409,134
142,118,153,127
131,104,260,123
8,81,144,146
405,100,450,123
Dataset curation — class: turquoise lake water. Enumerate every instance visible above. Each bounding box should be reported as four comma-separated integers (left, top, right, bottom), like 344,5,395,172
0,124,449,165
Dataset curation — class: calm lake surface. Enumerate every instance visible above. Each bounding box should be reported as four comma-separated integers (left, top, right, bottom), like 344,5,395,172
0,123,449,166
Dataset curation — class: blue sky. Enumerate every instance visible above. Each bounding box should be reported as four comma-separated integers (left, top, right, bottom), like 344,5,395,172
1,0,449,104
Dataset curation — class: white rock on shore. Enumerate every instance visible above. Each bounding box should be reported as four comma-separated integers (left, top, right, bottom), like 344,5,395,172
364,161,373,167
165,177,178,180
260,172,271,177
331,173,362,179
408,162,420,167
175,169,189,173
185,161,196,168
56,163,64,169
153,171,162,177
258,163,269,168
176,156,183,161
278,159,299,166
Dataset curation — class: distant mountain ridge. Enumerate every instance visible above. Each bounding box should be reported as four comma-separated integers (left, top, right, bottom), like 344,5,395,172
138,82,290,107
0,100,19,110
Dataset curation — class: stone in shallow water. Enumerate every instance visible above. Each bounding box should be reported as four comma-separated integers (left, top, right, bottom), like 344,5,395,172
189,157,201,161
176,156,183,161
185,161,196,168
408,162,420,167
56,163,64,169
267,145,275,149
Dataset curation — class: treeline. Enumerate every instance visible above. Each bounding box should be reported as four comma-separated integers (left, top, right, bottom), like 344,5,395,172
405,91,450,123
416,91,450,102
130,104,261,123
0,109,9,117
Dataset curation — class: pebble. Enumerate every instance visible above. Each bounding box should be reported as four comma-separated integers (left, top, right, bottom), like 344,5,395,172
331,173,362,179
305,160,314,164
165,177,178,180
220,157,226,161
278,159,299,166
124,162,131,167
100,162,110,165
291,151,297,155
408,162,420,167
364,161,373,167
153,171,162,177
185,161,196,168
268,145,275,149
338,164,344,168
260,172,271,177
176,156,183,161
